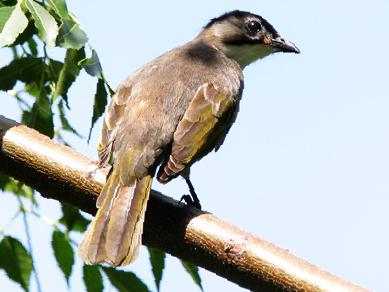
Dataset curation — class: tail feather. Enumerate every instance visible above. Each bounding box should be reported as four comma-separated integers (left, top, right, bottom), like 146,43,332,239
121,176,151,265
78,169,152,266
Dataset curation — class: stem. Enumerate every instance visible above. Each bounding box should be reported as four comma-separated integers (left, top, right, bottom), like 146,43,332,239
19,45,29,57
25,207,79,247
25,207,58,229
16,195,42,292
16,94,31,111
0,209,21,235
10,46,18,58
29,58,47,127
42,45,48,59
5,90,31,111
44,50,59,102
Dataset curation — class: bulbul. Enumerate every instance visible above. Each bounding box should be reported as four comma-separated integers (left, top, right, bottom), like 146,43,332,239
78,10,299,266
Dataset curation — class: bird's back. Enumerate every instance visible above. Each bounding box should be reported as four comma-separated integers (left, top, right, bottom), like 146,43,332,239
110,40,243,176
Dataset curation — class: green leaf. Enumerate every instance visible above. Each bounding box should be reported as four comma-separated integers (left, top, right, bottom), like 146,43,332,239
0,0,17,8
45,0,68,18
58,99,83,137
26,0,58,47
27,37,37,56
24,82,40,98
17,184,36,205
0,6,13,31
29,89,54,138
148,247,165,292
0,176,37,205
83,265,103,292
103,267,150,292
47,59,63,81
53,48,85,104
88,78,107,141
0,174,11,190
181,260,203,291
21,110,31,124
78,49,103,79
0,57,44,91
57,18,88,50
0,236,33,291
12,21,37,46
77,49,114,96
59,202,90,232
51,230,74,283
0,3,28,47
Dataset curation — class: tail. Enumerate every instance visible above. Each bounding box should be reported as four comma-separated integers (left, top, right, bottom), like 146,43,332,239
78,168,152,266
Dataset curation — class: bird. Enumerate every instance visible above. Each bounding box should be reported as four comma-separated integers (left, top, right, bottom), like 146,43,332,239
78,10,300,267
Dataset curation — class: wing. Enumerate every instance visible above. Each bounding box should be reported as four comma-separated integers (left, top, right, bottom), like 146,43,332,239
97,84,132,167
157,83,238,183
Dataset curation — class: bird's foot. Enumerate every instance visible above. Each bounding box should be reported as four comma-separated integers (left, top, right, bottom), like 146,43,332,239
179,194,202,210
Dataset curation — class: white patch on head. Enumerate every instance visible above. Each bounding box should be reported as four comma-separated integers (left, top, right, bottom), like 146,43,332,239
223,44,276,68
210,22,241,40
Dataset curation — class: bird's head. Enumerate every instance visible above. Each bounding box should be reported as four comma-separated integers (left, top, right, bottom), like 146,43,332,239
199,10,300,68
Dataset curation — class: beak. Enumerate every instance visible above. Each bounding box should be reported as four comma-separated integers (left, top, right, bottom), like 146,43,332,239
268,36,300,54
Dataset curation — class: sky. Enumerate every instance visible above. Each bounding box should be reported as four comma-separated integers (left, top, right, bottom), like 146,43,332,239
1,0,389,291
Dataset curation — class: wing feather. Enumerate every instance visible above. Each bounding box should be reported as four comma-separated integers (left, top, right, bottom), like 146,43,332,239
157,83,237,183
97,84,132,166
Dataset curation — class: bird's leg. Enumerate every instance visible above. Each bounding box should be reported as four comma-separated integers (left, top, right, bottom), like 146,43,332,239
182,177,201,210
180,171,202,210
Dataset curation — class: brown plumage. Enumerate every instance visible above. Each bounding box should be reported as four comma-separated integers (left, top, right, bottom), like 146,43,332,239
78,10,299,266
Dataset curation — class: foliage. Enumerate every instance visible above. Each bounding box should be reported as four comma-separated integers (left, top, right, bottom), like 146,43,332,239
0,236,32,291
103,267,150,292
148,247,165,291
51,230,74,284
83,264,103,292
0,0,203,291
182,260,204,291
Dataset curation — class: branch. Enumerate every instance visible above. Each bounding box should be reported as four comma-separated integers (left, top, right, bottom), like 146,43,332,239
0,115,368,291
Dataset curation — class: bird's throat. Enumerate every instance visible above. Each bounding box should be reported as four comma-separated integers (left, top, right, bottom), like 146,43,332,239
223,44,275,68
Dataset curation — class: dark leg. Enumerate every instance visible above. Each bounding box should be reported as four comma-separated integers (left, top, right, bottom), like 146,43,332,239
182,176,202,210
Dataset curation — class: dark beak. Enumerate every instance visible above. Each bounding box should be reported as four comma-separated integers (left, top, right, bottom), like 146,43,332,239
270,37,300,54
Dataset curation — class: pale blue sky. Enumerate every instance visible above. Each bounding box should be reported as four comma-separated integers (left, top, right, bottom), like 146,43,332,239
1,0,389,291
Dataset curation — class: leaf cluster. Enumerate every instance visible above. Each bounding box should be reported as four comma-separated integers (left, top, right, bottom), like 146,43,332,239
0,0,110,139
0,0,204,291
0,201,203,291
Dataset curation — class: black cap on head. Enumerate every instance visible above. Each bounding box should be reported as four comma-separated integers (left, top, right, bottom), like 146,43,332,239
204,10,279,37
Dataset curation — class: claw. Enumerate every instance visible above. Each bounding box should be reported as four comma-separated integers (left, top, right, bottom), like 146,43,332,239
179,194,201,209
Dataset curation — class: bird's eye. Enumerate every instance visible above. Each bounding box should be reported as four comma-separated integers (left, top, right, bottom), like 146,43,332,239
246,21,262,36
